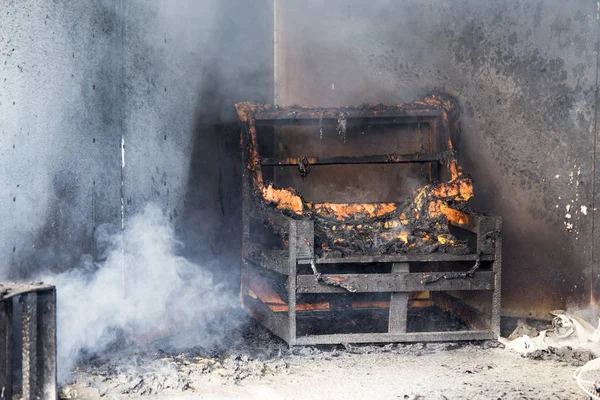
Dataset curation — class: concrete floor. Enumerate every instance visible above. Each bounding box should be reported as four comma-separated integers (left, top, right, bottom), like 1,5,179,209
62,345,587,400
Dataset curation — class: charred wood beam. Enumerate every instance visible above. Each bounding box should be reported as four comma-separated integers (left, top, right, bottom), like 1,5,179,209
449,215,501,256
243,246,289,275
254,109,442,121
296,271,494,293
36,290,57,400
388,263,409,334
21,293,38,400
246,207,292,233
265,209,293,231
260,153,440,166
242,293,291,343
294,330,495,345
255,116,436,127
292,219,314,260
298,253,494,264
0,299,13,400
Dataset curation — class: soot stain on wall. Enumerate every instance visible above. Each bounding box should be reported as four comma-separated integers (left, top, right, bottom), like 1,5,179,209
1,0,272,286
275,0,599,316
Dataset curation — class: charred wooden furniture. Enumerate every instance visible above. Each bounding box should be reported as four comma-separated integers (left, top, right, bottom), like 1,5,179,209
236,93,501,345
0,282,57,400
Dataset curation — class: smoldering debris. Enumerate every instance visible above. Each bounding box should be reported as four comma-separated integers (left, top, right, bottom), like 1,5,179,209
525,346,596,367
59,319,290,398
500,309,600,369
61,351,290,399
59,317,506,399
41,203,237,382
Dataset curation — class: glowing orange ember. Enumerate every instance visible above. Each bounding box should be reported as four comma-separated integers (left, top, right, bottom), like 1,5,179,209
262,185,303,214
236,95,474,254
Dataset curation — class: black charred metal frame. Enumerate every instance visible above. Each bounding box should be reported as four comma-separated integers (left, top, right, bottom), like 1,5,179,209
0,283,57,400
240,100,502,345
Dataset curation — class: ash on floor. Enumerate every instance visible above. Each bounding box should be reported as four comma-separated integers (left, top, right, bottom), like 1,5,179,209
59,317,587,400
525,346,596,366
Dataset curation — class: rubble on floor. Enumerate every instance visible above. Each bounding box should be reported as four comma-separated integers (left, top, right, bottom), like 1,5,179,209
58,318,505,399
499,310,600,357
499,309,600,398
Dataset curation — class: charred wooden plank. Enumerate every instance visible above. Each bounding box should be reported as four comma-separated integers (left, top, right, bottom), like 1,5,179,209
36,290,57,400
288,221,299,344
298,253,494,264
294,330,495,345
21,293,38,400
477,216,501,255
388,263,409,333
242,294,290,343
0,299,13,400
296,271,494,293
243,247,289,275
0,282,54,300
254,109,443,121
491,218,503,337
243,242,288,275
260,153,440,166
236,92,460,124
254,115,436,126
293,219,314,261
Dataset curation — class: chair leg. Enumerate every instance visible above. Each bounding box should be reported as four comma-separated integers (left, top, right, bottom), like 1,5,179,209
388,263,410,333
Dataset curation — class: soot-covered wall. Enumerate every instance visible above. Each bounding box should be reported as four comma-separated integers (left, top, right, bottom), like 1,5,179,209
1,0,599,318
276,0,599,317
0,0,271,288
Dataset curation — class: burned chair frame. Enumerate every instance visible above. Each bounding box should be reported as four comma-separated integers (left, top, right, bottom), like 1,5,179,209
236,94,501,345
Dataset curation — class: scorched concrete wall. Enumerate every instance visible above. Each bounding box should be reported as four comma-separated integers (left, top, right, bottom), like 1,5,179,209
276,0,599,317
2,0,598,318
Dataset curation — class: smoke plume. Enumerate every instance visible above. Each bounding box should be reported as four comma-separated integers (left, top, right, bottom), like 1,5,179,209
40,203,236,381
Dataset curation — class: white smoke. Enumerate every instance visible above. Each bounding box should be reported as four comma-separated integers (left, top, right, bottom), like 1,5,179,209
40,203,235,381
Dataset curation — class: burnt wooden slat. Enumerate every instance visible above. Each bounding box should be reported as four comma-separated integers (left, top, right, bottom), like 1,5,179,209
36,290,57,400
294,330,495,345
242,294,290,344
260,153,440,166
21,293,38,400
254,109,442,121
296,271,494,294
294,219,314,261
388,263,409,334
299,253,494,264
0,299,13,400
0,283,54,301
491,218,503,337
288,220,299,345
243,247,289,275
246,207,293,234
477,216,500,255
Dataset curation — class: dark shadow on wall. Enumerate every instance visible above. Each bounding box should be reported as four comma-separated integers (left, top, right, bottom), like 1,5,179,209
12,0,272,293
179,0,273,295
178,67,243,291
